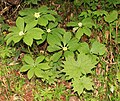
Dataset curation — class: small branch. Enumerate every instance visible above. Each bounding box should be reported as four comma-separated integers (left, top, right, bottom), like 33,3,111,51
11,4,20,16
0,6,11,15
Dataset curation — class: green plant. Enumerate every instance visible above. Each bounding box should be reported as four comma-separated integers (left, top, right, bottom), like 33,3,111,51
0,16,9,32
20,54,52,80
104,10,118,42
36,21,61,45
62,40,106,95
73,0,120,10
47,31,79,62
5,6,60,47
34,81,68,101
2,2,120,100
5,17,44,46
73,0,98,10
62,53,98,95
67,18,95,40
19,6,57,26
0,46,13,59
79,10,108,23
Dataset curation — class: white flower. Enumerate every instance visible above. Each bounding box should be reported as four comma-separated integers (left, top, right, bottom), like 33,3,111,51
63,47,67,51
47,29,51,33
19,31,25,36
78,22,82,27
34,12,40,18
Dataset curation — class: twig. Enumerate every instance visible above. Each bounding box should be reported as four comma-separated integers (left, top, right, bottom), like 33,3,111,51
11,4,20,16
0,6,11,15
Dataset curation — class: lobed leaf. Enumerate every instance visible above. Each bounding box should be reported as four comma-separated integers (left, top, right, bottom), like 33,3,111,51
72,77,93,95
63,53,98,79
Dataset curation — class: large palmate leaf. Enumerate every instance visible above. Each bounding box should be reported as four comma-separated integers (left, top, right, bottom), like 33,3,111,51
63,53,98,78
72,77,94,95
62,53,98,95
